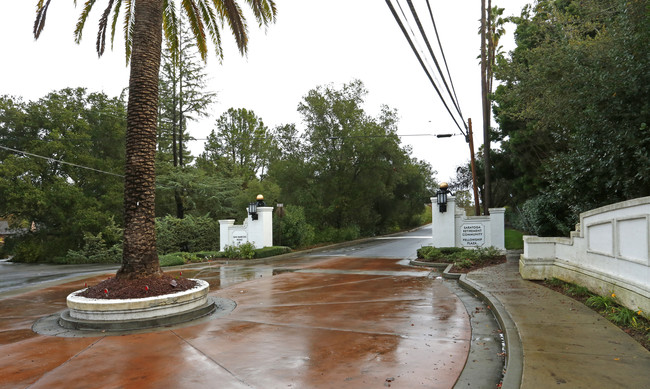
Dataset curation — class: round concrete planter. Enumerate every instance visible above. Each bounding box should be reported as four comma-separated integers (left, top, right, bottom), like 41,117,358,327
59,279,215,331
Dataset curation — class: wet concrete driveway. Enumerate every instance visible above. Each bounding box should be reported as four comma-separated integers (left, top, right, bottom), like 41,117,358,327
0,237,473,388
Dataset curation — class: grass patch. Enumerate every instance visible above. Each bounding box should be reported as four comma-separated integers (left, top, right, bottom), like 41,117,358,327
504,228,524,250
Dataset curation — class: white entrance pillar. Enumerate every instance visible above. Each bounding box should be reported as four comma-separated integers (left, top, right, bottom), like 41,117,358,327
219,219,235,251
247,206,273,248
431,195,456,247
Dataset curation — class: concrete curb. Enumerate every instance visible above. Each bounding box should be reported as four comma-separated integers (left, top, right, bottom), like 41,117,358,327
408,260,449,269
409,260,460,279
458,274,523,389
442,264,461,279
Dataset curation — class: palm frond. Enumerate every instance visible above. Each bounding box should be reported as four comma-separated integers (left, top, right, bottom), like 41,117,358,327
245,0,277,27
33,0,52,39
97,0,115,57
110,0,123,51
123,0,134,65
182,0,208,61
162,0,180,63
196,0,223,61
214,0,248,55
74,0,98,44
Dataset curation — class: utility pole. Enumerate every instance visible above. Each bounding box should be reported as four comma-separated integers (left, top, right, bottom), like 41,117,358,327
481,0,492,215
468,119,481,216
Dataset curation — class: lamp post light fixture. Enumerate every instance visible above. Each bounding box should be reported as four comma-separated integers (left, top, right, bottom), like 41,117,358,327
436,182,450,213
248,202,258,221
256,194,266,207
248,194,266,221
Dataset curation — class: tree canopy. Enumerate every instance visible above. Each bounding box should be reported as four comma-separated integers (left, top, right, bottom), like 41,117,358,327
0,89,126,261
485,0,650,235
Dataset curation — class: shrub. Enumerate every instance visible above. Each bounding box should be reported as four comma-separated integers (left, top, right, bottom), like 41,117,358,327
275,205,315,248
419,205,433,225
156,215,219,254
454,258,474,269
223,245,240,259
238,242,256,259
417,246,436,259
476,246,502,260
439,247,465,255
315,225,360,244
222,242,256,259
416,247,449,261
518,194,575,237
159,253,186,267
59,232,122,264
255,246,291,258
194,251,222,260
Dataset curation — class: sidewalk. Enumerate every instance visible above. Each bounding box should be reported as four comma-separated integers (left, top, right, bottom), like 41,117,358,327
462,251,650,388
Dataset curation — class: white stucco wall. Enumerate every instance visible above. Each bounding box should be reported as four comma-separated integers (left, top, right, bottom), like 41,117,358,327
219,206,274,251
520,197,650,318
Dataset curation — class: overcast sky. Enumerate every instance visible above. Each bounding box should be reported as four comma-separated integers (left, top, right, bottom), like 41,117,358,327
1,0,530,182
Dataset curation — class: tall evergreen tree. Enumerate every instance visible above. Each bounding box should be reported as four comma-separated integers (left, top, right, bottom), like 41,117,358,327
158,12,216,168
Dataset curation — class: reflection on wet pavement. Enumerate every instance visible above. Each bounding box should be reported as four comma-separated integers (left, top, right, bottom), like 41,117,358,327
0,253,472,388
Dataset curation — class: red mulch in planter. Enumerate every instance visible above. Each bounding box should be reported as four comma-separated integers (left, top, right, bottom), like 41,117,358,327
78,274,197,300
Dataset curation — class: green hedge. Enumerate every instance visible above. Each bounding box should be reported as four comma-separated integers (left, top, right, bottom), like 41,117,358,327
416,246,502,268
159,246,292,266
254,246,291,258
156,215,219,254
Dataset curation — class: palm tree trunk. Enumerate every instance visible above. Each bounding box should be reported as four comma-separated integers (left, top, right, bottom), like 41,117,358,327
117,0,164,280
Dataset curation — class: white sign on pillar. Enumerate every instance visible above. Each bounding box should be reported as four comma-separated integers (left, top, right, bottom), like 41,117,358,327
232,230,248,246
461,224,485,247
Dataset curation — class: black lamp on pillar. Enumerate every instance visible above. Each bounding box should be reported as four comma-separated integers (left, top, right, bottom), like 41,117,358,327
248,194,265,221
436,182,450,213
248,201,258,220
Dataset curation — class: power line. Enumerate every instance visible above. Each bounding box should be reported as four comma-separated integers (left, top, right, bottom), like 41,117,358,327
406,0,465,128
426,0,463,121
0,145,124,177
320,133,461,140
385,0,467,137
393,0,444,89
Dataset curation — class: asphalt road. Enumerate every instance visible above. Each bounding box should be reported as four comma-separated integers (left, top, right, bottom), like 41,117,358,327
306,225,433,259
0,259,119,296
0,226,434,296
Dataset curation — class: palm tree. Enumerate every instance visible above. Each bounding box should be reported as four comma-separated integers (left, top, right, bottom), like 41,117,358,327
33,0,277,280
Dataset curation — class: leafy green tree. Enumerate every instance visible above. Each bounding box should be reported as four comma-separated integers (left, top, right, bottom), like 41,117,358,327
271,80,435,235
34,0,277,279
492,0,650,235
155,164,241,220
199,108,276,181
0,89,126,261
